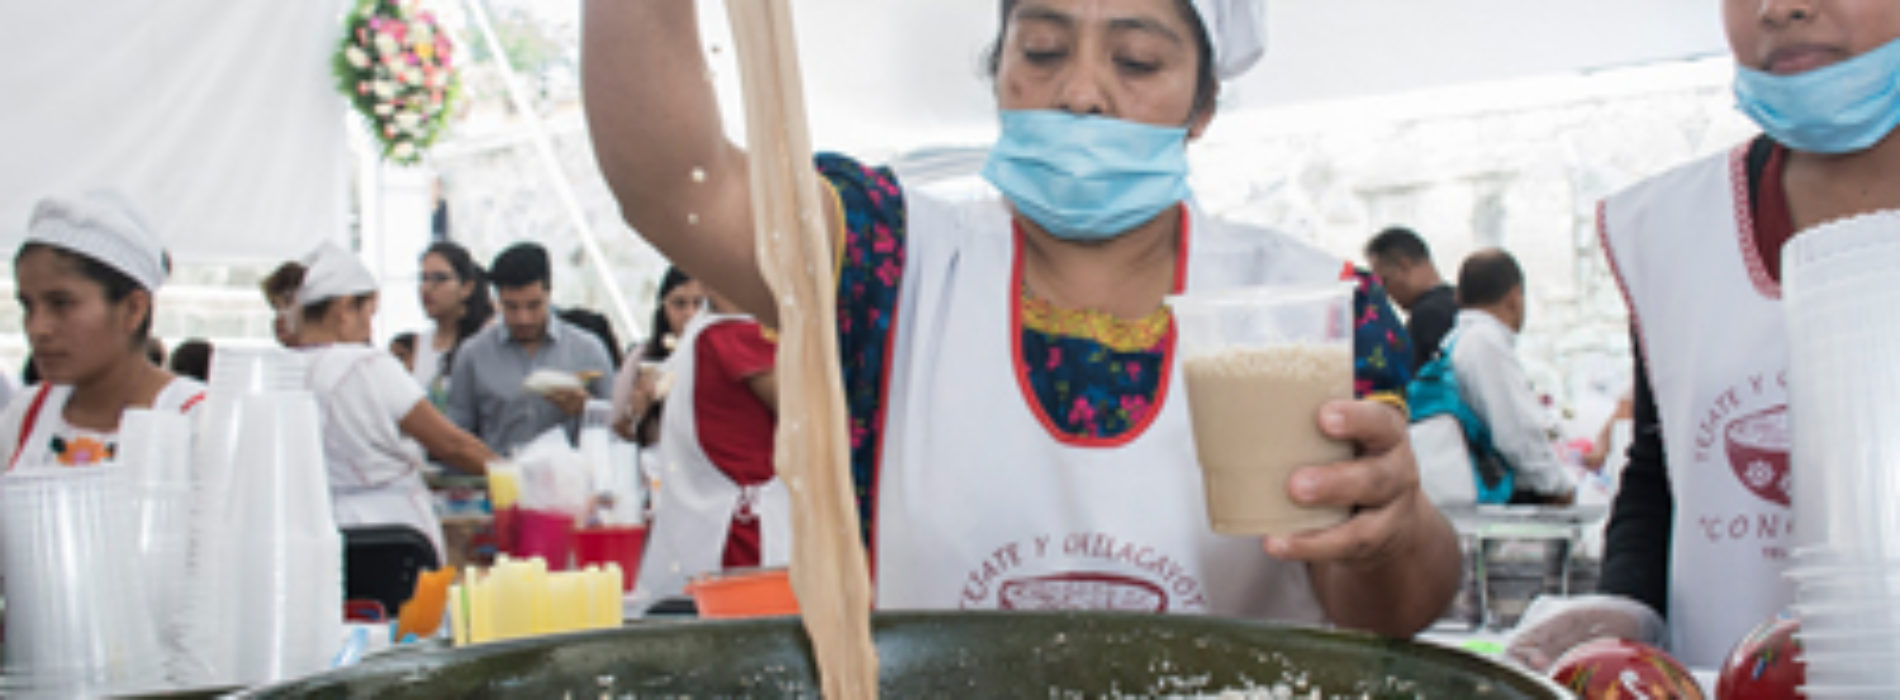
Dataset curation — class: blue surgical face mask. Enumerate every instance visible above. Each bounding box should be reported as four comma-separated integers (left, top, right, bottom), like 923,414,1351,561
981,110,1192,241
1734,36,1900,154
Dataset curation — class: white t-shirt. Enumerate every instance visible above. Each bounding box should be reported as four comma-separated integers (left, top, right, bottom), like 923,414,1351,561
410,328,447,407
304,345,428,489
0,377,206,469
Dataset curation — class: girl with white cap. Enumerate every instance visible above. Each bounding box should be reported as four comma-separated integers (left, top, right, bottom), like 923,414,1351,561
283,240,496,561
1,191,204,470
584,0,1459,634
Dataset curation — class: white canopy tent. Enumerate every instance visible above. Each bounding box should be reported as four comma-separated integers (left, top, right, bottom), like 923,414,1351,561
0,0,1732,262
0,0,351,263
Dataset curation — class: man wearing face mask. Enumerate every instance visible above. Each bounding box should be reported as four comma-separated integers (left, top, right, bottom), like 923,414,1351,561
1507,0,1900,671
584,0,1460,635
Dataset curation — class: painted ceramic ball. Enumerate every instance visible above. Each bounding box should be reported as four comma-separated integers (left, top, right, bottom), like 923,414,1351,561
1715,612,1802,700
1551,638,1706,700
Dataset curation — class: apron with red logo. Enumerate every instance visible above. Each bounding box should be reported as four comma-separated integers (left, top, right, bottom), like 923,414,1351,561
1601,144,1796,667
871,191,1341,621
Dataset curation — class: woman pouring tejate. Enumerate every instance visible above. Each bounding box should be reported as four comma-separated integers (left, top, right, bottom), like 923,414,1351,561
584,0,1460,635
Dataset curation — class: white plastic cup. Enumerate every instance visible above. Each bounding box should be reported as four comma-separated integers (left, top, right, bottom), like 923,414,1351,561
1,467,166,695
1785,213,1900,559
223,391,342,685
1167,282,1356,537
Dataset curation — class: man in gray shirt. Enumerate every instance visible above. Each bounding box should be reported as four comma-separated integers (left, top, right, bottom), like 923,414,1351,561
446,242,613,453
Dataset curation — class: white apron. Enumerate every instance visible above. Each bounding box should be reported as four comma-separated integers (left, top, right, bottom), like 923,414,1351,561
1601,144,1795,667
636,312,791,602
872,192,1341,621
305,345,445,563
5,379,205,471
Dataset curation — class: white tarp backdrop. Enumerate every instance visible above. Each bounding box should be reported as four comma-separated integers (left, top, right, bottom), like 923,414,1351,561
0,0,349,263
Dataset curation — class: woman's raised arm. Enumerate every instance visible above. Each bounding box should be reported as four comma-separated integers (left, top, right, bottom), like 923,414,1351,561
582,1,783,323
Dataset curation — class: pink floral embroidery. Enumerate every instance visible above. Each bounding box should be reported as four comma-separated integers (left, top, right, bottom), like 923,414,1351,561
1070,397,1097,426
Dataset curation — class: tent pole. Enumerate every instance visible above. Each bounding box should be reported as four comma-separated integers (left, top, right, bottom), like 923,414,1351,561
463,0,638,334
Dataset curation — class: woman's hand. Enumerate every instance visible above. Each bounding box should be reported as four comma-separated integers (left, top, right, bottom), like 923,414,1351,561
1266,398,1462,636
1265,399,1426,564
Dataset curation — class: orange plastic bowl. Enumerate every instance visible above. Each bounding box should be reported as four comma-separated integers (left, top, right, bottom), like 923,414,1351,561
686,567,800,619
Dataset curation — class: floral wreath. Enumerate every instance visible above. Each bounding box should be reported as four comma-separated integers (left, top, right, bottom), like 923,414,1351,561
334,0,459,165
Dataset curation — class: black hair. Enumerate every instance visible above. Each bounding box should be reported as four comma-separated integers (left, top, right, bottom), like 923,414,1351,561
985,0,1219,119
169,339,212,383
422,242,495,375
21,354,38,386
558,307,622,369
390,332,418,354
1456,248,1524,309
267,262,375,324
488,242,551,291
261,261,302,310
14,242,162,344
1365,226,1433,265
640,266,694,362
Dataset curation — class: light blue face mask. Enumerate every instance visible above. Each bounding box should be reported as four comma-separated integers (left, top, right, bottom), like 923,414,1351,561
1734,36,1900,154
981,110,1192,241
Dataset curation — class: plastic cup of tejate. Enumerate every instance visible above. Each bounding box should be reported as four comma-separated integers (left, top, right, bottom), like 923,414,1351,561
1168,282,1355,537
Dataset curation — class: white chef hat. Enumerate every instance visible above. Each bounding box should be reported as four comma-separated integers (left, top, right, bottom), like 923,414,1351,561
21,190,168,292
1189,0,1267,80
294,241,378,308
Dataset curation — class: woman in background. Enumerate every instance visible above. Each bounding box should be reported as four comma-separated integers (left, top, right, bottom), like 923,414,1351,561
413,242,493,409
285,241,496,561
612,266,703,445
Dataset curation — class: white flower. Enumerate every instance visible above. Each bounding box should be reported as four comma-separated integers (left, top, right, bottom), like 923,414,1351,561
395,112,422,130
374,35,399,57
345,46,370,69
403,67,424,86
392,142,417,160
372,81,395,99
374,102,394,117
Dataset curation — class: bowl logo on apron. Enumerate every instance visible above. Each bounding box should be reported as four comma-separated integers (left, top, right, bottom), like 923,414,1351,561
1724,405,1790,507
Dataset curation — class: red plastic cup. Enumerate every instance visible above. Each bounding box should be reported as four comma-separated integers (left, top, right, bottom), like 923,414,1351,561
491,506,519,556
514,509,576,570
575,526,647,591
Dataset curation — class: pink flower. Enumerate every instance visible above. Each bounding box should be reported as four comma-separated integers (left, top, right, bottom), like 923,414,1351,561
1046,346,1063,370
875,259,899,286
1127,363,1141,382
1070,397,1097,426
1354,378,1373,397
1120,395,1152,422
872,224,895,254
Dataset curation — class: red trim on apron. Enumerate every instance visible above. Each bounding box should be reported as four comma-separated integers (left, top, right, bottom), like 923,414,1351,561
7,385,54,472
1007,205,1189,449
1730,144,1783,300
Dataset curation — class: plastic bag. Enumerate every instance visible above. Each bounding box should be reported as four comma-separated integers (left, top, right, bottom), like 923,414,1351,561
513,429,594,521
1503,593,1666,672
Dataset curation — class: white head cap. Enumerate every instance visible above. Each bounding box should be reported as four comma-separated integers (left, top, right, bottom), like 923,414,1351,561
1189,0,1267,81
294,241,378,308
22,191,168,292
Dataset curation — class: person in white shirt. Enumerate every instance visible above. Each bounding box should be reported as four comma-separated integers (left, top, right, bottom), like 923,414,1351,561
285,241,497,561
412,242,493,410
1447,249,1574,504
1,191,204,470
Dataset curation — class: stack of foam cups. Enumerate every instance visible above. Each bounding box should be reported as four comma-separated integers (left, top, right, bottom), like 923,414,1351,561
224,390,342,684
190,346,341,686
1782,211,1900,695
117,408,202,686
1,466,166,697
